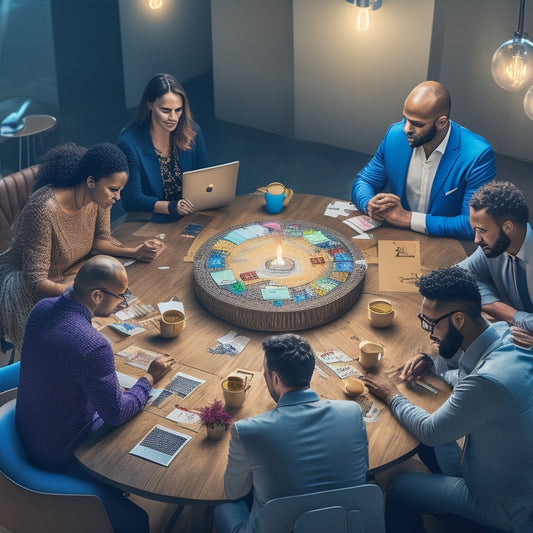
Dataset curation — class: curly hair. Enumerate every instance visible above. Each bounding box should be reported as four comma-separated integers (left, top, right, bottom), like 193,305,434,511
33,142,87,191
129,73,197,151
470,181,529,225
77,142,128,182
417,266,481,317
262,333,315,389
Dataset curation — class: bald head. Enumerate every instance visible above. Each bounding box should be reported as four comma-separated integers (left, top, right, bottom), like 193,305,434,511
405,81,451,119
74,255,127,299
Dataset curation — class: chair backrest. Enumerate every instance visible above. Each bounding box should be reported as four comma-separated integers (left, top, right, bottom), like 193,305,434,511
0,361,20,393
0,400,114,533
259,484,385,533
0,165,38,252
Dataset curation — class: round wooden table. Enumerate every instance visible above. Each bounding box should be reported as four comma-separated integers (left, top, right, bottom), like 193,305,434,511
75,193,466,507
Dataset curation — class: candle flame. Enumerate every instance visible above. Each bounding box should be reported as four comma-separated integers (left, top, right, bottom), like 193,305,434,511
273,243,285,266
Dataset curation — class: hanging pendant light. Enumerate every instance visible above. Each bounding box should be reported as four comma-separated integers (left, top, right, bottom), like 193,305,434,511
345,0,382,32
491,0,533,92
524,85,533,120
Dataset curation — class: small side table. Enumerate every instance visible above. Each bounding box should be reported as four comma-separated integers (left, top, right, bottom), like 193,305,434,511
0,115,57,170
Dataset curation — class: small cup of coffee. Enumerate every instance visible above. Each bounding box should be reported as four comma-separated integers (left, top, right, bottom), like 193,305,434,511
359,340,384,369
222,374,249,408
368,298,395,328
159,310,185,338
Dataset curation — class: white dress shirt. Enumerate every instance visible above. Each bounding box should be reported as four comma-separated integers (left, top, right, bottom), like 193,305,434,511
406,126,451,234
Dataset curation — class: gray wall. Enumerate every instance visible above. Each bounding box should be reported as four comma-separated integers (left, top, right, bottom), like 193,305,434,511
211,0,533,162
119,0,213,109
431,0,533,163
211,0,294,137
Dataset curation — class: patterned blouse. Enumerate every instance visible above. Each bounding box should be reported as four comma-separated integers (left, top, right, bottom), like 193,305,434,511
157,144,183,201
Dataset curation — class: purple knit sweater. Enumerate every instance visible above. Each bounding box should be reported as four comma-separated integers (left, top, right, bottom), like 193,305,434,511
15,289,151,471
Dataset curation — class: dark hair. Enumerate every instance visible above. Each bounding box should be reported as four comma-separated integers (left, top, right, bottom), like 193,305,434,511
33,142,87,191
33,142,127,191
129,73,196,151
470,181,529,225
417,266,481,318
77,142,128,182
262,334,315,389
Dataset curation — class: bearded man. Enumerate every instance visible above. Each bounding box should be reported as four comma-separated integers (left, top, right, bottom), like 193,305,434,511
460,181,533,349
364,266,533,533
351,81,495,240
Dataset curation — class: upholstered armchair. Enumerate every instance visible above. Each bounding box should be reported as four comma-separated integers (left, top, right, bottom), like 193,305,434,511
0,165,38,253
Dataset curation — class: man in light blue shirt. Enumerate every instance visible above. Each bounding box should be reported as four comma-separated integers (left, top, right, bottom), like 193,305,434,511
365,266,533,533
460,181,533,349
214,334,368,533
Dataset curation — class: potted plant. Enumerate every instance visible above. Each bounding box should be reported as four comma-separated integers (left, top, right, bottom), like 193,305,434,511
199,399,232,440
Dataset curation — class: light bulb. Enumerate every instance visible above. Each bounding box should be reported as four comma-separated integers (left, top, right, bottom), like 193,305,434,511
149,0,162,9
356,7,370,31
524,85,533,120
491,34,533,92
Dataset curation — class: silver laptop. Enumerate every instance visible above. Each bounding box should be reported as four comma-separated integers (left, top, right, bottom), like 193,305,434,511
182,161,239,211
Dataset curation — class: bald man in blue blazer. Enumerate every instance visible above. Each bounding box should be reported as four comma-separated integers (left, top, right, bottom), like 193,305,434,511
352,81,496,240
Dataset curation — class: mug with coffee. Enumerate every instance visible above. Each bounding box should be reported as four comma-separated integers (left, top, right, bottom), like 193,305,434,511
222,372,251,408
359,340,384,369
159,310,185,338
264,182,294,214
368,298,395,328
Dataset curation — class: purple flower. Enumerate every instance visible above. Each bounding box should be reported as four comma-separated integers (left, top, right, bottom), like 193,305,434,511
199,399,232,429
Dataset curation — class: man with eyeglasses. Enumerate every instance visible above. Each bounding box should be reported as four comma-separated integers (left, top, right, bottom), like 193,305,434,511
16,255,173,533
351,81,495,240
460,181,533,350
364,266,533,533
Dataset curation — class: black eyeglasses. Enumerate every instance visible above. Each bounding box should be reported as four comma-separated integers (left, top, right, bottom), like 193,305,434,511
96,287,129,309
417,310,463,334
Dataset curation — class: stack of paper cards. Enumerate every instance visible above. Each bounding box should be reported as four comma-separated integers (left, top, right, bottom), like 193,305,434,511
324,201,359,218
261,286,291,300
208,330,251,356
129,425,191,466
117,345,164,371
344,215,382,235
211,270,237,286
316,349,364,379
180,222,203,238
108,322,146,336
165,372,205,399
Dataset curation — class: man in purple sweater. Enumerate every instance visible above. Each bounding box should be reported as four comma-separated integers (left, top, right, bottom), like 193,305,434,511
15,255,172,532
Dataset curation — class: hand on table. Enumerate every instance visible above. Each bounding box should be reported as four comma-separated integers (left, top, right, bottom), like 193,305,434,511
400,353,433,383
510,326,533,349
366,193,401,220
145,356,174,385
177,198,196,216
134,239,166,262
363,370,400,406
367,193,411,228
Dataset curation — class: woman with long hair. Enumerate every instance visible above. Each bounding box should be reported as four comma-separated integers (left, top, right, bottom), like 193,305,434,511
0,142,163,353
118,73,210,223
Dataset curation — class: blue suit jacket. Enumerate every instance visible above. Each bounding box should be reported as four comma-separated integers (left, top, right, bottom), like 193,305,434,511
351,120,496,239
223,389,368,533
117,123,210,223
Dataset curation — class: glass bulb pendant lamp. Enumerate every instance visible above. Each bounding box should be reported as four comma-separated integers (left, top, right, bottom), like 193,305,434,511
491,0,533,92
345,0,382,32
524,85,533,120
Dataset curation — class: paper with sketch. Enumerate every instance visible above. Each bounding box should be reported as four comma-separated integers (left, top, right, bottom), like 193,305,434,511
378,240,421,292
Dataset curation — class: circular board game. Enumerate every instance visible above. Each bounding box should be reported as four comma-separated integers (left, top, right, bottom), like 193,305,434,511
193,220,367,331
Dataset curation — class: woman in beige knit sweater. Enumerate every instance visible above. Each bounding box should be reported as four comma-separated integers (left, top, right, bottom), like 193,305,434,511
0,142,164,354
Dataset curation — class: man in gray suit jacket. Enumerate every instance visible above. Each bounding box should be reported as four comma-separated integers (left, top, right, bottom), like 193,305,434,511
214,333,369,533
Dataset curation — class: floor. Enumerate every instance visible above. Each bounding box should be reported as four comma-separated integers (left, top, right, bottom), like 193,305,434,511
1,72,530,532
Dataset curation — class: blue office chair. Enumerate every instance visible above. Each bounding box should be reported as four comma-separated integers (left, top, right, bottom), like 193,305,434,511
0,360,19,390
258,484,385,533
0,399,117,533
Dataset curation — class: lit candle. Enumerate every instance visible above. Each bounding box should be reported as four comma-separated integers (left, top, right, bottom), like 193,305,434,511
272,242,285,266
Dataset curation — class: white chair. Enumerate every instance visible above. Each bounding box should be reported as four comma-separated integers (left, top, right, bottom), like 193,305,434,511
258,483,385,533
